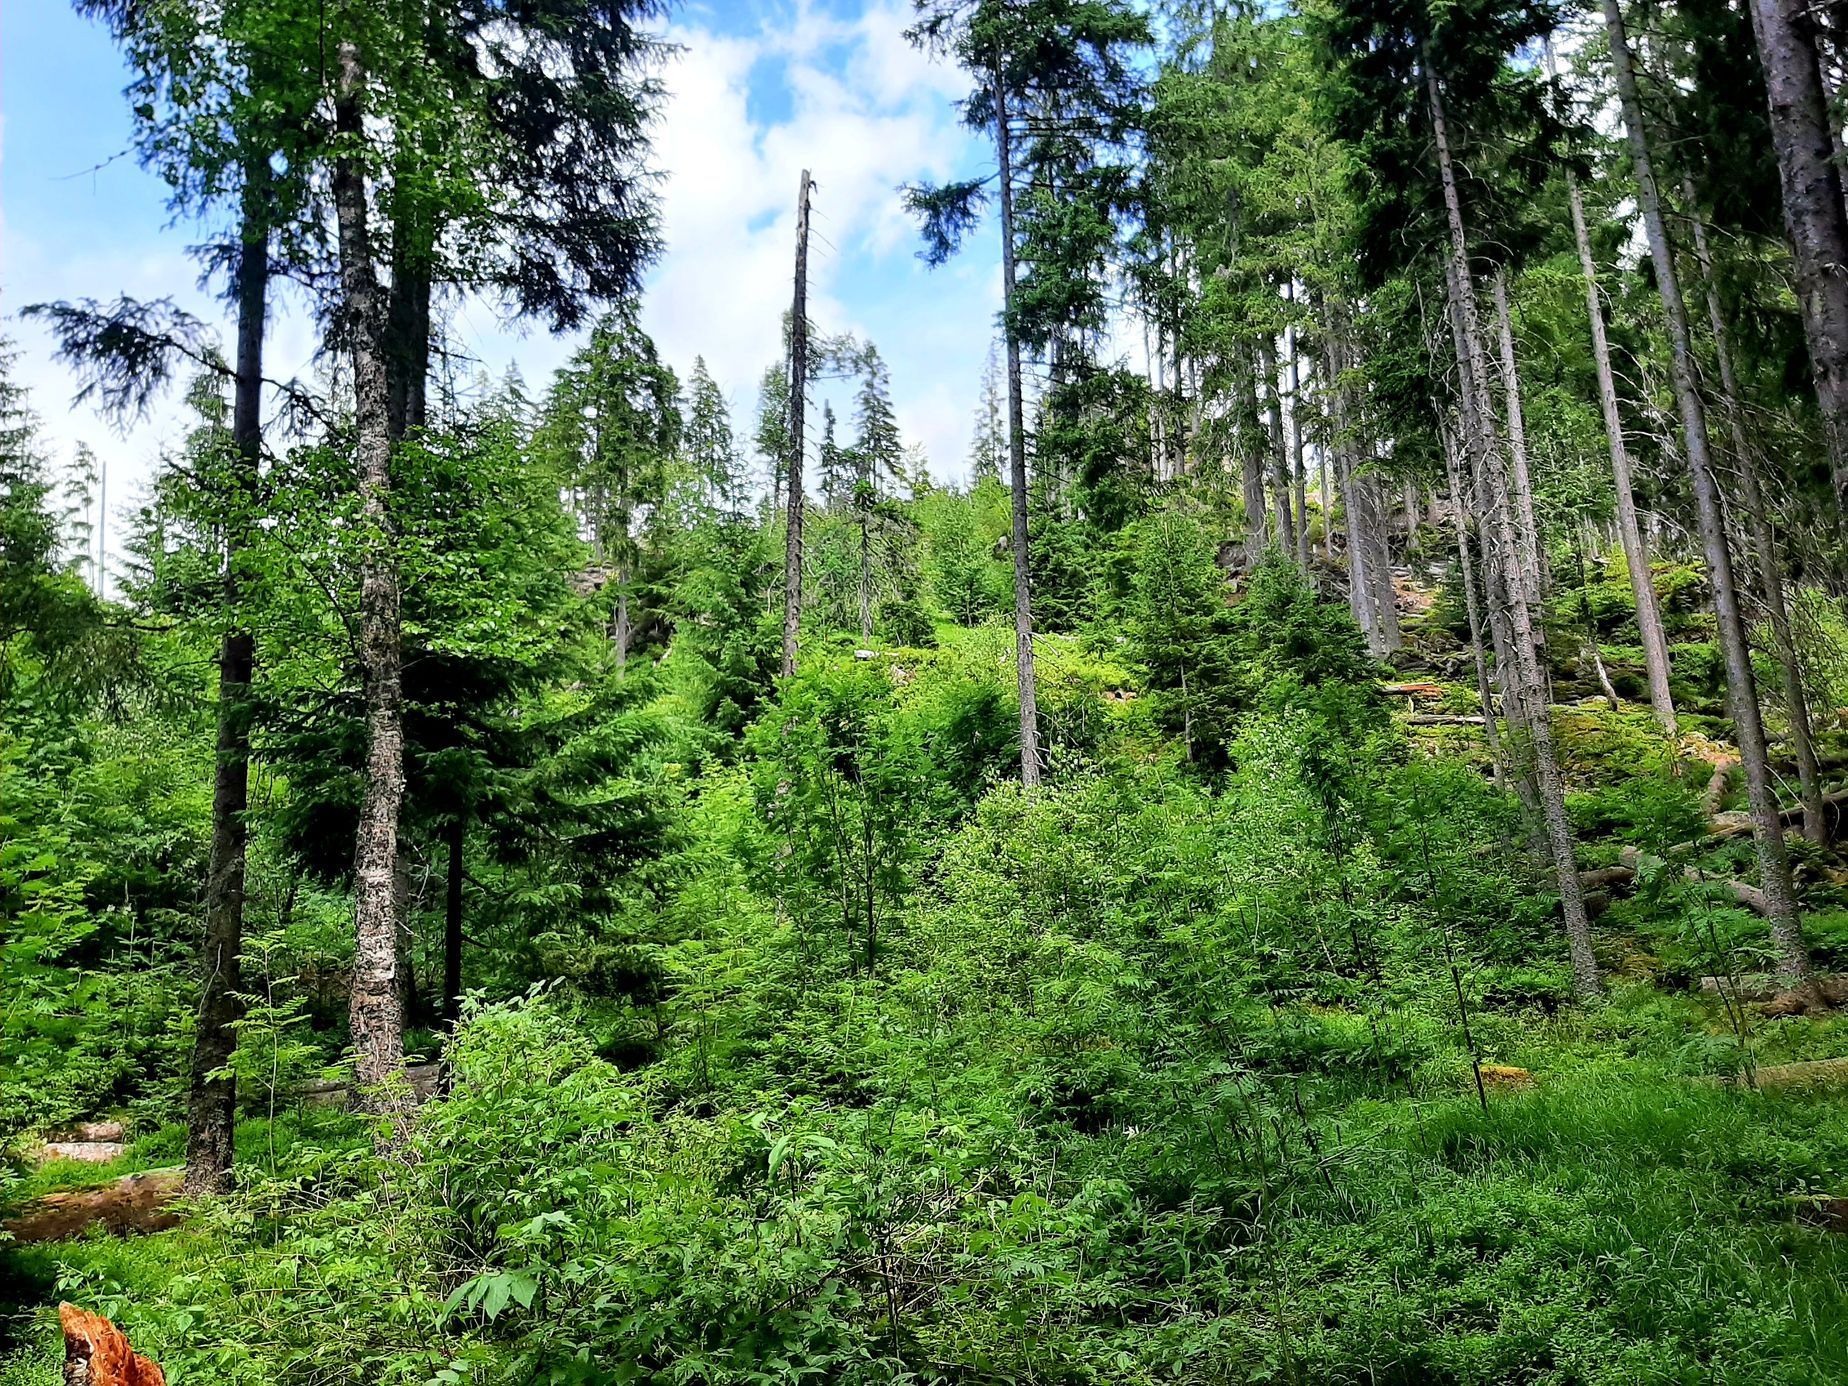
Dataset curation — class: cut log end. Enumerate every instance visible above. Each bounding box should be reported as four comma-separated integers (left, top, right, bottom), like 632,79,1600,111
59,1304,165,1386
1479,1064,1533,1090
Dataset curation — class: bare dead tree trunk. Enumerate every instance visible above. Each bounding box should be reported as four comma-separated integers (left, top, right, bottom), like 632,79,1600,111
1567,169,1678,735
1682,183,1828,843
994,59,1042,788
1605,0,1812,987
1429,56,1600,1000
781,170,812,679
186,162,270,1198
333,34,408,1090
1747,0,1848,505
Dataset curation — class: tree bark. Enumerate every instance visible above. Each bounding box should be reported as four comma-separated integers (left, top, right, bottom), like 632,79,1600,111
333,34,409,1091
185,162,270,1198
1442,421,1506,780
1604,0,1812,987
1746,0,1848,505
994,59,1043,788
385,250,432,438
1567,170,1677,735
781,170,812,679
443,811,465,1027
1286,291,1311,566
1684,182,1827,843
1325,335,1372,645
858,503,874,644
1429,57,1600,1000
1328,328,1397,653
614,557,632,672
1358,465,1400,653
1260,336,1295,560
1490,269,1546,621
1237,342,1271,564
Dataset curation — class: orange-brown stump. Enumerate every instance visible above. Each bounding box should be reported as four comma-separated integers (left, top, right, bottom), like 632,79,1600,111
59,1304,165,1386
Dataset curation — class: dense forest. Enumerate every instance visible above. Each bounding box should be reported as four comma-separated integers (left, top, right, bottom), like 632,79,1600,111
7,0,1848,1379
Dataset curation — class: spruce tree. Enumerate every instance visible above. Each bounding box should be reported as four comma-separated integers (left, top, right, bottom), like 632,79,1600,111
684,356,742,520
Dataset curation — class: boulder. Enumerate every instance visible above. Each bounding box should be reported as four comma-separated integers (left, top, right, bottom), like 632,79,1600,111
38,1142,130,1165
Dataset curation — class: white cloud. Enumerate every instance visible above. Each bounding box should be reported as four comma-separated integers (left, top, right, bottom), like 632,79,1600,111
628,0,995,483
7,0,999,561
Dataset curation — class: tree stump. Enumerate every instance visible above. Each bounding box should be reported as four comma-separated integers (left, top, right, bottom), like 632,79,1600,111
59,1304,165,1386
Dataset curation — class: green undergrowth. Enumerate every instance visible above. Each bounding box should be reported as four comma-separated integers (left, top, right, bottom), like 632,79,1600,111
7,1005,1848,1385
7,559,1848,1385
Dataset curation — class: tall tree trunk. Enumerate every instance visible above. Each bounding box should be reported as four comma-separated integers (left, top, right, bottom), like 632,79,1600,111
392,850,417,1028
858,501,874,644
1315,351,1334,564
1287,318,1310,567
1684,183,1828,843
385,254,432,439
1489,269,1546,617
185,162,270,1198
1238,342,1271,564
1260,336,1295,559
1325,336,1372,645
1604,0,1812,986
443,811,465,1028
1429,57,1600,999
995,59,1043,788
1442,420,1506,781
1567,169,1677,734
1747,0,1848,505
614,563,631,672
1329,328,1397,653
333,34,409,1090
781,170,812,679
1446,258,1529,767
1356,463,1401,653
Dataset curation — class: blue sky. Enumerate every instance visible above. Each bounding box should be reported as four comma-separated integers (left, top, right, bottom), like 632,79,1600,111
2,0,1005,561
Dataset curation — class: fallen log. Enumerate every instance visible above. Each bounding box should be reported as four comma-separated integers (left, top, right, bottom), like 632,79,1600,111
1698,974,1776,1003
1698,792,1848,844
300,1060,443,1108
1727,1055,1848,1089
1702,759,1736,820
60,1303,165,1386
1580,849,1776,918
1577,865,1636,892
1405,714,1487,726
3,1169,182,1245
